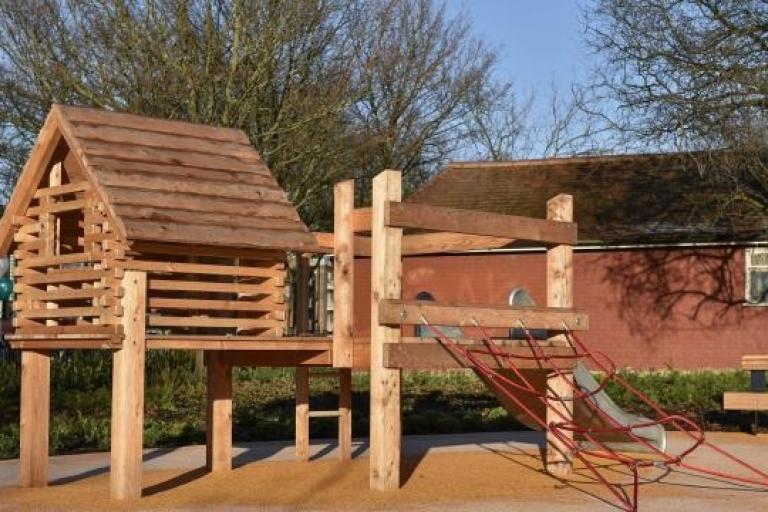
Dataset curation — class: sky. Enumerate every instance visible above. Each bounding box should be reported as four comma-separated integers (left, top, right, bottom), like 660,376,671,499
445,0,594,102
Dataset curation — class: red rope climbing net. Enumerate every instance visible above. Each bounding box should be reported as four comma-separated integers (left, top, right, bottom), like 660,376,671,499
420,318,768,511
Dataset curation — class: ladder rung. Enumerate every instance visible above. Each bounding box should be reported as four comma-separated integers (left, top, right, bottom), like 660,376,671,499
309,410,342,418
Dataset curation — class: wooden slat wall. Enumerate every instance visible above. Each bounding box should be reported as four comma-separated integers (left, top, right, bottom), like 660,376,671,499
126,248,287,337
12,174,124,343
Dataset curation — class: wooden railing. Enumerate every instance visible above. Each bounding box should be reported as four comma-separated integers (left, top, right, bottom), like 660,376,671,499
122,258,286,337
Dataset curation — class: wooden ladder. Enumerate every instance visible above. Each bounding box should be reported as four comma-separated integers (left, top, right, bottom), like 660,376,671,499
295,367,352,461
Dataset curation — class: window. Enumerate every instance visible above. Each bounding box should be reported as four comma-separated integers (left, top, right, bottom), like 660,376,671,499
508,287,547,339
415,291,434,301
413,291,464,338
746,248,768,305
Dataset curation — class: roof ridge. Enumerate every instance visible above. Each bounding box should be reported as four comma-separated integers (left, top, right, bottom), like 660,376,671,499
446,150,708,170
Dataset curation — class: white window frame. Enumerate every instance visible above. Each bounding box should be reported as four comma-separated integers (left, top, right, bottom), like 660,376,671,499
745,247,768,306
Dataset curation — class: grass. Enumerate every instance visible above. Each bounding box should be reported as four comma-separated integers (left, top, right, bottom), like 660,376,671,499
0,351,762,459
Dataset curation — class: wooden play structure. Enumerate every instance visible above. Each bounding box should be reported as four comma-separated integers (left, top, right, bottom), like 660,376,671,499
2,106,767,512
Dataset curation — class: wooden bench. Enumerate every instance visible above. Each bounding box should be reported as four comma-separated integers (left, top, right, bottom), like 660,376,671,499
723,355,768,411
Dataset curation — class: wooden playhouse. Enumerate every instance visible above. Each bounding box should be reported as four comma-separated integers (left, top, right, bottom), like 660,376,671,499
0,105,584,499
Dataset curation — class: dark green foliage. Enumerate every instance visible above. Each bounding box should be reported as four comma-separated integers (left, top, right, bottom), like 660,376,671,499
0,355,761,459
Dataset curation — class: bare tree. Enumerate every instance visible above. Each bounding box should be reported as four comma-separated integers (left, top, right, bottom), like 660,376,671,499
586,0,768,217
346,0,499,200
466,81,614,161
0,0,506,228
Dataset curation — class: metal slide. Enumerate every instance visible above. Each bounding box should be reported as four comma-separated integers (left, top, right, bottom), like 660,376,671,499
479,363,666,454
421,320,768,512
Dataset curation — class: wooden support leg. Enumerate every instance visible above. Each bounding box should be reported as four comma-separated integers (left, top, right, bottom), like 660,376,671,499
19,350,50,487
206,351,232,472
111,271,146,500
546,194,574,476
370,170,403,490
338,368,352,460
295,366,310,461
546,372,574,476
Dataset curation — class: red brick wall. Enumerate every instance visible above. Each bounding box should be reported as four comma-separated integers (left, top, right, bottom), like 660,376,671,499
352,246,768,369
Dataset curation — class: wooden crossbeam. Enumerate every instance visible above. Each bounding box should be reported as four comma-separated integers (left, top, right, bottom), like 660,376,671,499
32,181,90,198
19,306,120,319
147,315,279,329
352,207,372,232
15,268,113,285
402,232,516,255
385,202,577,245
148,297,279,312
119,259,281,278
148,279,276,294
378,299,588,330
383,342,578,370
741,354,768,371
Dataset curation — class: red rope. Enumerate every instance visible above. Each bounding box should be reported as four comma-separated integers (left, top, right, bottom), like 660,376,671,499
421,319,768,512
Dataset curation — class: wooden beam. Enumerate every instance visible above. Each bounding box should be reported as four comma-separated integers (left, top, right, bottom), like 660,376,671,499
110,271,147,500
339,368,352,460
402,232,516,255
316,260,329,333
379,299,588,330
383,342,577,370
312,232,371,257
145,336,331,351
148,297,279,312
119,260,281,278
370,170,403,490
741,355,768,371
218,350,330,367
296,255,310,335
723,392,768,411
386,202,577,245
19,350,51,487
147,315,278,330
10,339,120,350
129,241,284,261
206,352,232,472
148,279,277,294
352,207,372,232
333,180,355,367
545,193,574,477
295,366,310,461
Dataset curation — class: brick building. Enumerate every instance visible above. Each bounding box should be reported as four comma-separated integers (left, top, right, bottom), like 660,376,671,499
351,153,768,369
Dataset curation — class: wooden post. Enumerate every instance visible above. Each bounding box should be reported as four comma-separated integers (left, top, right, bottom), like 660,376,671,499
333,180,355,367
545,194,574,477
369,170,403,490
206,351,232,472
111,270,147,500
296,255,310,335
295,366,310,461
316,260,328,334
19,350,50,487
338,368,352,460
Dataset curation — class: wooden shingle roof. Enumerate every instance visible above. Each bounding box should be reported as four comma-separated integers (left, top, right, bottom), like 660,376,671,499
0,105,315,252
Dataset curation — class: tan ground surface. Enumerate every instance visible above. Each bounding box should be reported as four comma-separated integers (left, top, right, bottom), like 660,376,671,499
0,432,766,511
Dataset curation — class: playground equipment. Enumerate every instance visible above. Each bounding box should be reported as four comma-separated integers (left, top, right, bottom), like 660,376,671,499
724,355,768,431
0,106,766,511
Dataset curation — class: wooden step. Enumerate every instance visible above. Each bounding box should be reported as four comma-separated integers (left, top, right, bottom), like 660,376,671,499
308,410,342,419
